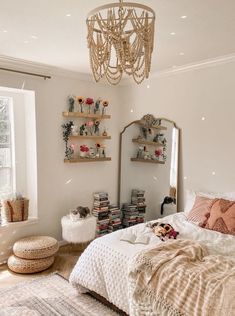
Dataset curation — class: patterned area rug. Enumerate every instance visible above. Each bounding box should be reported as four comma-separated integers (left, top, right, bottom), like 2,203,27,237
0,273,120,316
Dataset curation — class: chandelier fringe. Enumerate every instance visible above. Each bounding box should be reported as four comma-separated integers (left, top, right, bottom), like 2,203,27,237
87,1,155,85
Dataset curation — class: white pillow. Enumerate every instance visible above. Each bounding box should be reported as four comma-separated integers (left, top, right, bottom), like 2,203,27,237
184,190,235,214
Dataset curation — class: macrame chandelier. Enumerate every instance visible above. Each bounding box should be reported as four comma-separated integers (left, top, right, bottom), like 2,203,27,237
86,0,155,85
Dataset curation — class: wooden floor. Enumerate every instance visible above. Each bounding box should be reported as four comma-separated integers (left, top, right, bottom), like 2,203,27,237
0,243,83,289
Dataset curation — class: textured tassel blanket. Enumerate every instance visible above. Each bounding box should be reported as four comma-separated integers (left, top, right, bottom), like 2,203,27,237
128,239,235,316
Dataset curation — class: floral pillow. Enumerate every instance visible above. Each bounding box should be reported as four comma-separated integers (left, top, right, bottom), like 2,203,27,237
186,195,214,226
202,198,235,236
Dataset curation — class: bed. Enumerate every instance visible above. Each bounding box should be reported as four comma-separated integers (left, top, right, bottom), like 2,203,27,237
69,212,235,315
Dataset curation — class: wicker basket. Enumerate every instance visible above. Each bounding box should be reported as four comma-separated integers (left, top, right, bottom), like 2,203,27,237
1,198,29,222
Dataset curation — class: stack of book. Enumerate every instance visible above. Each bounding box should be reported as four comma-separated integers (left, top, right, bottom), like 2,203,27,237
108,204,122,233
122,203,139,227
131,189,147,223
93,192,110,237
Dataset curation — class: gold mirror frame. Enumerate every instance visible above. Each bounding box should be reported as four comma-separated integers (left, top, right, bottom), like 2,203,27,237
118,114,180,213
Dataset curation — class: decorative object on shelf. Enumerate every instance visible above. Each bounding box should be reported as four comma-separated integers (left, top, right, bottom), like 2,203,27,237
86,120,94,135
137,146,144,159
89,147,96,158
68,95,76,112
86,0,155,85
154,149,163,161
71,125,78,136
94,98,101,114
162,146,167,162
154,133,166,145
140,114,162,128
102,100,109,116
70,206,90,221
102,128,108,137
79,123,88,136
141,127,147,140
77,96,85,113
96,142,106,157
94,120,100,135
80,144,89,158
62,121,74,159
85,97,94,114
1,194,29,223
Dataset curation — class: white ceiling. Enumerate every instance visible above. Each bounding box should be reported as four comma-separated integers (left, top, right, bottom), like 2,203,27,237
0,0,234,74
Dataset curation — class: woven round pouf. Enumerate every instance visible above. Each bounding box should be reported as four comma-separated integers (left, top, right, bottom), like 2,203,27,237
13,236,59,259
8,255,55,274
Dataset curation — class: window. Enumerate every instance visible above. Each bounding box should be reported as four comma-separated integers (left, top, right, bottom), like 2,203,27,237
0,88,38,226
0,97,13,197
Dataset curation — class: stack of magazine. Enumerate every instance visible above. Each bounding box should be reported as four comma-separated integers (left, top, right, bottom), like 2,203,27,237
122,203,139,227
93,192,110,237
131,189,146,223
108,204,122,233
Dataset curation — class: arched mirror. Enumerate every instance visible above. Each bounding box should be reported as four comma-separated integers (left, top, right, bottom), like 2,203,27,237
118,114,180,223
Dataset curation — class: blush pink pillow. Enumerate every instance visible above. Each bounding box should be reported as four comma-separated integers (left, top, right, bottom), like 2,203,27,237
187,196,214,226
203,198,235,236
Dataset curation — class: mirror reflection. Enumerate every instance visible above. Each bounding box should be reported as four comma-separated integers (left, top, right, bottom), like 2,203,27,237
119,114,179,223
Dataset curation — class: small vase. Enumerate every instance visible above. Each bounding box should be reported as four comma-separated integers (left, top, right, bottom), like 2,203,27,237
80,151,87,158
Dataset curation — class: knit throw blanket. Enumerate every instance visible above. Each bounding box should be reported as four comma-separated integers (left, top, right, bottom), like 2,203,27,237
128,239,235,316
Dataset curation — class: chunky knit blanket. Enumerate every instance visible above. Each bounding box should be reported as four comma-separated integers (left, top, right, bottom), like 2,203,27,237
128,239,235,316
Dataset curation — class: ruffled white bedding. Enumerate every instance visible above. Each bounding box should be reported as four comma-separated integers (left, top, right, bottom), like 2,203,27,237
69,213,235,315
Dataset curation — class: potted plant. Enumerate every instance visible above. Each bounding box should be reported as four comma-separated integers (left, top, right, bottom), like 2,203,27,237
62,121,74,160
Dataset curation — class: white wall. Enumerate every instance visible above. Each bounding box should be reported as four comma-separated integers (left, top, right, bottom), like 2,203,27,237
0,71,120,261
0,58,234,262
119,60,235,210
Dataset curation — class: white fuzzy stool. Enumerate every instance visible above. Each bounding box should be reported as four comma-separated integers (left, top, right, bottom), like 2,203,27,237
61,215,96,243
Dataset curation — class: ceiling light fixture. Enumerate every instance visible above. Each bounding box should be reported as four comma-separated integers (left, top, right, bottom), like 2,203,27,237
87,0,155,85
31,35,38,39
170,32,176,35
66,13,71,17
3,30,8,33
179,52,185,55
180,15,187,19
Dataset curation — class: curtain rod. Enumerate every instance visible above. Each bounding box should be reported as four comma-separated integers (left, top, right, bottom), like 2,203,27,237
0,67,51,79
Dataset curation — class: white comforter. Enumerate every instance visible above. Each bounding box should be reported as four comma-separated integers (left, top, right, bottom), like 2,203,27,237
69,213,235,314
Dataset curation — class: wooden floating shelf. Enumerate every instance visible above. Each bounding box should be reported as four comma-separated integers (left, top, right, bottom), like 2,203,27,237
63,112,111,119
69,135,111,140
132,138,164,147
136,122,167,130
131,158,165,164
64,157,111,163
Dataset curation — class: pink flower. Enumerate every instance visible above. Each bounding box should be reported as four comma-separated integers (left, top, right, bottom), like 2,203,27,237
85,98,94,105
86,120,94,127
80,145,89,152
155,149,162,157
